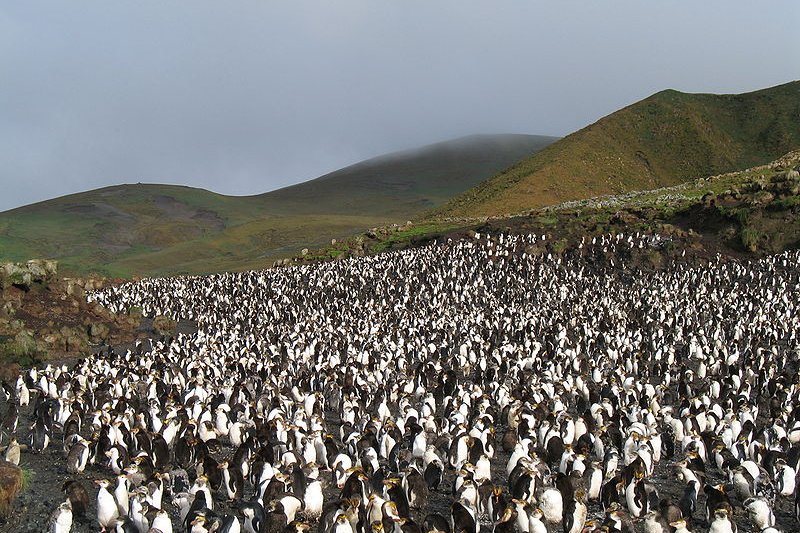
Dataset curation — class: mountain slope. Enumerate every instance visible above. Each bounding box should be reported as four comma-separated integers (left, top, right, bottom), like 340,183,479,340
0,134,556,277
435,81,800,218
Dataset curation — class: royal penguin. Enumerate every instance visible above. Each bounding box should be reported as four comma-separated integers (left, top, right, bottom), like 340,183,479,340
239,500,266,533
708,507,737,533
585,460,603,501
219,460,245,501
63,479,89,520
48,501,73,533
641,511,671,533
4,435,20,465
744,497,775,532
66,437,90,474
423,459,443,490
703,483,731,523
562,488,587,533
303,476,324,518
491,505,517,533
30,417,50,453
422,513,450,533
219,514,241,533
331,513,355,533
539,486,563,525
451,500,477,533
96,479,120,531
151,508,174,533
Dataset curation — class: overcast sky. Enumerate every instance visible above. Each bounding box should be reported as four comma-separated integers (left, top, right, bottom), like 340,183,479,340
1,2,797,211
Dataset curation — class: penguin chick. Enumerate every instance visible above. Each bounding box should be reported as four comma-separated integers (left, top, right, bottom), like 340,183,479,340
48,501,73,533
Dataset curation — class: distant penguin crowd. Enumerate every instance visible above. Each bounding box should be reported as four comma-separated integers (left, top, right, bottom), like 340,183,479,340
4,232,800,533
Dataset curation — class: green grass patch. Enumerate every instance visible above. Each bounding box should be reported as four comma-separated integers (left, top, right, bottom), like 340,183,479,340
740,226,762,252
0,332,46,367
770,196,800,210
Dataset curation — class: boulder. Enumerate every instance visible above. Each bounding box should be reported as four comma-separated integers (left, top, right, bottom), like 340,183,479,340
25,259,57,281
64,279,86,299
153,315,177,336
88,322,110,342
0,264,31,290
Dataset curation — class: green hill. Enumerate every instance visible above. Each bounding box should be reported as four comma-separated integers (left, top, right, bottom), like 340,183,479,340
0,134,555,277
434,81,800,218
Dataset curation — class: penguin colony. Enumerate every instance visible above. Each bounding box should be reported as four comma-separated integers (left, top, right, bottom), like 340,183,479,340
5,232,800,533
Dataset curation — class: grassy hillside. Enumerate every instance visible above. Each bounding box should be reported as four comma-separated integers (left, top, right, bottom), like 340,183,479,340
0,134,555,277
307,150,800,264
435,81,800,218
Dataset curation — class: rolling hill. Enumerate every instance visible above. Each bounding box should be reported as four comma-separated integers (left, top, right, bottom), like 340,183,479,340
0,134,556,277
434,81,800,218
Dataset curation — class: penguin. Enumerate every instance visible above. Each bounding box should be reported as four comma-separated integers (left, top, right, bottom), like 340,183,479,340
606,505,636,533
190,513,212,533
385,478,411,518
485,485,507,523
152,509,174,533
332,513,355,533
451,500,477,533
678,480,698,523
303,476,324,519
422,513,451,533
600,475,623,511
744,497,775,532
708,507,737,533
404,467,428,509
48,501,73,533
562,489,587,533
218,514,242,533
4,435,20,465
539,486,563,525
63,479,90,520
277,493,304,524
491,505,517,533
704,483,731,522
423,459,444,491
264,500,289,533
114,516,141,533
114,474,130,517
669,519,691,533
66,437,90,474
642,511,670,533
30,417,50,453
585,460,603,501
239,501,267,533
96,479,120,531
284,521,311,533
219,460,245,501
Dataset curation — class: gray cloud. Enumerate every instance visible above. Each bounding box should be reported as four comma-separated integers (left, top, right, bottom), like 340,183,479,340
1,1,798,211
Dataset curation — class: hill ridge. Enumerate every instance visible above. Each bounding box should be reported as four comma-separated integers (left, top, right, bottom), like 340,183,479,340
434,80,800,218
0,133,555,276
